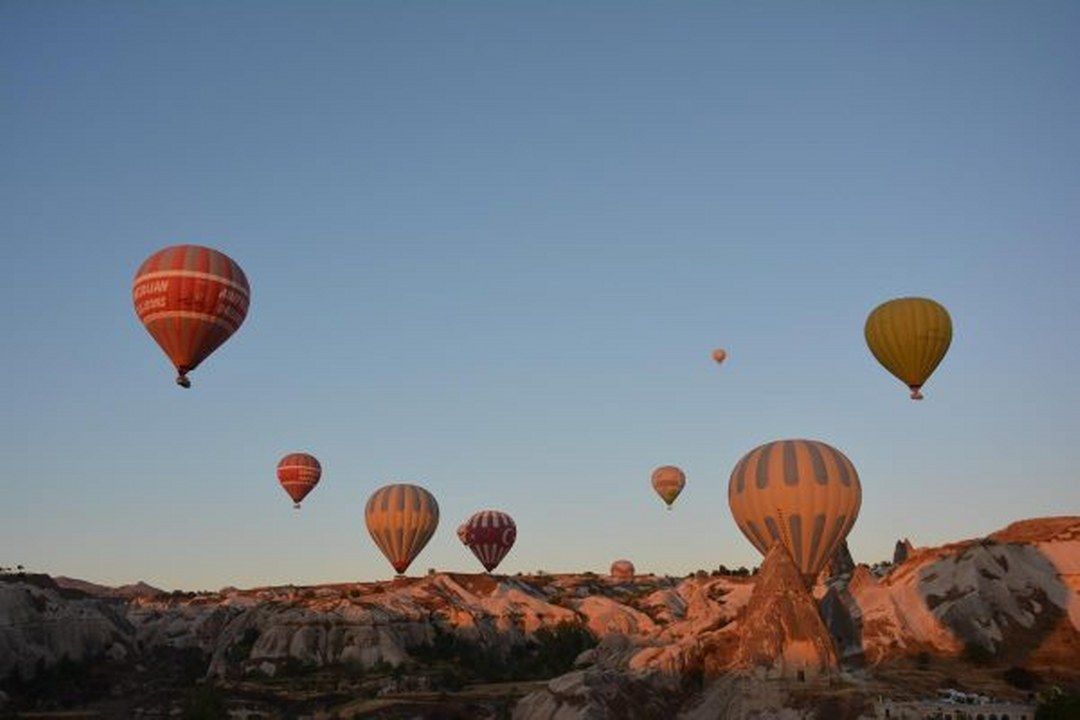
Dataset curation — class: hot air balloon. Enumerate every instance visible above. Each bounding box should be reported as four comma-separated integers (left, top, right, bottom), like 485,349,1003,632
711,348,727,365
651,465,686,510
864,297,952,400
610,559,635,580
365,484,439,576
132,244,250,388
277,453,321,509
728,439,861,587
457,510,516,572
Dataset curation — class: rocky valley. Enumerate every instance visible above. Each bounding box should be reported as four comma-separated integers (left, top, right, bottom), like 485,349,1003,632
1,516,1077,718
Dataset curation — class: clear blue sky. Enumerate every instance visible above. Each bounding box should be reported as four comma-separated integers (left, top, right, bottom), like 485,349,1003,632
2,2,1078,590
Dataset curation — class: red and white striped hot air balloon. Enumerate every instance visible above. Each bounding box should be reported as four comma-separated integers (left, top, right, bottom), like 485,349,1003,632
277,453,321,509
457,510,516,573
132,244,250,388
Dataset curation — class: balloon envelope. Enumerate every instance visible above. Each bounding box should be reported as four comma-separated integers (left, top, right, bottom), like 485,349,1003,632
728,439,861,586
651,466,686,508
132,245,250,388
711,348,727,364
365,484,440,575
458,510,516,572
864,297,951,400
277,453,321,508
610,559,635,579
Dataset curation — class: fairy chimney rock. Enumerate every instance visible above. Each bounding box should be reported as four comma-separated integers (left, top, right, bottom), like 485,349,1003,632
734,544,839,680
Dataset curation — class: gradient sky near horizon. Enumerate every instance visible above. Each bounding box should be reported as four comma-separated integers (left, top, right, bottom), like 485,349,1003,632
2,2,1078,590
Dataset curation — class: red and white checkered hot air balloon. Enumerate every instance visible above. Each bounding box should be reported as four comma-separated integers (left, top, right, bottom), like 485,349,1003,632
277,453,321,509
457,510,517,573
132,245,250,388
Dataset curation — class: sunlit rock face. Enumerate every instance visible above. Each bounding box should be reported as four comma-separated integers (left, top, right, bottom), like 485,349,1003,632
819,516,1080,668
132,573,588,677
514,517,1080,719
1,514,1077,712
729,545,838,679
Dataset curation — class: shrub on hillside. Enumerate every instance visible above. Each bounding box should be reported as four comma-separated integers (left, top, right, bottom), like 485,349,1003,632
411,622,596,682
962,641,995,666
1036,687,1080,720
225,627,260,664
181,685,227,720
1004,665,1040,691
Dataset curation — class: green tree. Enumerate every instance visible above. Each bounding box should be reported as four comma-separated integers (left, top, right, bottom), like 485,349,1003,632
1036,687,1080,720
181,685,227,720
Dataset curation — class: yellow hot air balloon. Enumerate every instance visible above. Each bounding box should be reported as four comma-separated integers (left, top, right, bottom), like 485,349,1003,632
864,297,952,400
651,465,686,510
365,484,439,576
728,439,861,586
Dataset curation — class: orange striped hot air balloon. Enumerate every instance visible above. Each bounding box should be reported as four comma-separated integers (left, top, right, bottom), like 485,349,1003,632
610,559,635,580
728,439,861,587
365,484,439,576
651,465,686,510
132,245,250,388
864,297,952,400
457,510,516,572
277,453,321,509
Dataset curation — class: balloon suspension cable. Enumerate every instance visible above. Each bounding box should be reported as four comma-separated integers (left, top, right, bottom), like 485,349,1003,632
176,373,191,389
909,386,924,401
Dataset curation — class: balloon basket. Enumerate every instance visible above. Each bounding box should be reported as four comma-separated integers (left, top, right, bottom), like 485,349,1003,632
176,374,191,389
909,387,924,401
293,503,301,510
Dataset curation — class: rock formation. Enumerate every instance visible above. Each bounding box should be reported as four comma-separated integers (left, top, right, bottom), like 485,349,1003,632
826,539,855,579
1,516,1077,718
53,577,164,599
731,545,838,680
892,538,914,565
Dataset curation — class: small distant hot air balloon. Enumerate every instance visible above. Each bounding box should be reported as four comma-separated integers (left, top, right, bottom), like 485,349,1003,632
728,439,861,587
132,245,250,388
711,348,727,365
277,453,321,509
365,484,439,576
610,559,635,580
865,297,952,400
458,510,516,572
651,466,686,510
